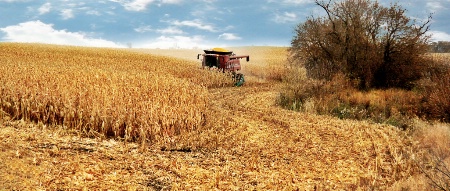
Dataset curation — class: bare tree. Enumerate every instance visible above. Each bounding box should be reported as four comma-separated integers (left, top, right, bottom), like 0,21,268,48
290,0,432,89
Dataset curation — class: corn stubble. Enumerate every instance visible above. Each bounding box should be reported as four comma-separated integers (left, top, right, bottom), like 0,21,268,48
0,43,230,142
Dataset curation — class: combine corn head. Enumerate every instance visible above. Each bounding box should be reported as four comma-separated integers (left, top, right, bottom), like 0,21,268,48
197,47,249,86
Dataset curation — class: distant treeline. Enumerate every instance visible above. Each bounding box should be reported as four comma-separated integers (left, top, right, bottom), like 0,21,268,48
429,41,450,53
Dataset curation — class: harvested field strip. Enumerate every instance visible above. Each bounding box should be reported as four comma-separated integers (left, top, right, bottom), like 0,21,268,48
173,84,421,189
0,101,421,190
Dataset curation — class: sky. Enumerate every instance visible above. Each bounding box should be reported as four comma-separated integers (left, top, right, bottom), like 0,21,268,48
0,0,449,49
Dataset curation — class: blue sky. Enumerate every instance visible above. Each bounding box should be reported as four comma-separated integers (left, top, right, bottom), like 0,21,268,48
1,0,449,49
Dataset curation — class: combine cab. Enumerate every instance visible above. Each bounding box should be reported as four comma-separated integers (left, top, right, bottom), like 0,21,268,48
197,47,249,86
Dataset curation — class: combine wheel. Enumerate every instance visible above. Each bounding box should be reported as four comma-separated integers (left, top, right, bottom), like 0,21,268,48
233,73,245,87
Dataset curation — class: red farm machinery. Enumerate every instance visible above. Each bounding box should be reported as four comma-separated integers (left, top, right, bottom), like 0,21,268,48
197,48,249,86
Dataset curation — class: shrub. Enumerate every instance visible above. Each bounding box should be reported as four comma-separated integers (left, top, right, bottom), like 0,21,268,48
418,55,450,122
278,66,324,111
279,66,426,127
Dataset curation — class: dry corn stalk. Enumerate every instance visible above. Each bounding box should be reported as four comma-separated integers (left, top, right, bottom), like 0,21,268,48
0,43,223,143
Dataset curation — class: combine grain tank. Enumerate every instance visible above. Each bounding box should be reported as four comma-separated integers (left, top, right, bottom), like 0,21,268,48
197,47,249,86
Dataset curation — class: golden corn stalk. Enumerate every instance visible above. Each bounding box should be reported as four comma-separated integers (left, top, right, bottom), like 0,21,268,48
0,43,229,142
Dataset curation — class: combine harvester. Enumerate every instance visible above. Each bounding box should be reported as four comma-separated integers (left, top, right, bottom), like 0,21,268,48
197,47,249,86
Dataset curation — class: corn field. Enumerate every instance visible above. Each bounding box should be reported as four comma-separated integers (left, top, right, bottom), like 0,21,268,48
0,43,230,142
1,43,449,190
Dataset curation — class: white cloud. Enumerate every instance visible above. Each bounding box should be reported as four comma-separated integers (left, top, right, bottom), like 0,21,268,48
111,0,183,11
218,33,241,40
0,20,123,48
135,35,209,49
60,9,74,20
190,2,221,17
0,0,30,2
135,25,184,34
134,25,153,33
122,0,155,11
429,30,450,42
172,19,216,32
273,11,298,23
160,0,182,4
200,0,217,3
426,1,447,13
38,2,51,15
86,10,101,16
156,26,184,34
268,0,312,5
